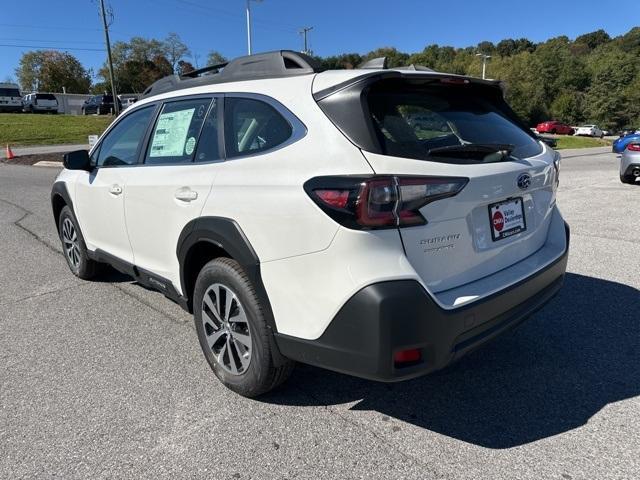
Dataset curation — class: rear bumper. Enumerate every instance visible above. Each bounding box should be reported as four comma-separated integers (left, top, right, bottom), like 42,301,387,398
275,222,570,382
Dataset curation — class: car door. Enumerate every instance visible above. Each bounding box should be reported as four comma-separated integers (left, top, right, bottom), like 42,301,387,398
123,96,222,290
74,105,156,264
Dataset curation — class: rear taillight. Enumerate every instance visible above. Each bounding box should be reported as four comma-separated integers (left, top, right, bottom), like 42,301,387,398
627,143,640,152
305,175,468,230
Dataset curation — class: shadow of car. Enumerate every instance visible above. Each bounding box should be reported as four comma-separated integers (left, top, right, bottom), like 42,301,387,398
259,272,639,449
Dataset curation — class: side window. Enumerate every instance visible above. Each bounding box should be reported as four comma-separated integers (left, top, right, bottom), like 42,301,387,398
96,106,154,167
145,98,211,165
224,97,293,158
194,99,221,163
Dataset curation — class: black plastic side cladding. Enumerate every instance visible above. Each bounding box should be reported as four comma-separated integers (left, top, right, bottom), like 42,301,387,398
51,181,74,232
176,216,287,366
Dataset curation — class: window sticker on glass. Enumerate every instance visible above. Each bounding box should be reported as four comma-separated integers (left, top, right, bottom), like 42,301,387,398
185,136,196,155
150,108,195,157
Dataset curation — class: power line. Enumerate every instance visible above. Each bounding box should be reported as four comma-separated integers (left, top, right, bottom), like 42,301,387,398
0,37,104,45
0,44,105,51
0,23,103,32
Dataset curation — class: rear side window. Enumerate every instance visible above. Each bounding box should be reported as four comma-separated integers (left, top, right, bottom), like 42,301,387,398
96,106,154,167
194,99,221,163
146,98,212,164
367,79,542,161
224,97,292,158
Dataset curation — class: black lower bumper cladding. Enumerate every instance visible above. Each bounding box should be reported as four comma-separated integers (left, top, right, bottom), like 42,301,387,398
275,223,570,382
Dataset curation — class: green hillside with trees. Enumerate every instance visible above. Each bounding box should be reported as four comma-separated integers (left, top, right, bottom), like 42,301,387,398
12,27,640,130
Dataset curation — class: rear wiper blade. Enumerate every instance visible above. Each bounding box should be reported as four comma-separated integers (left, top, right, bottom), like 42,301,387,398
427,143,515,157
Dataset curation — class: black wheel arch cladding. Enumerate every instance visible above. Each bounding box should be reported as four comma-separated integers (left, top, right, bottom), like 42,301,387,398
177,216,288,366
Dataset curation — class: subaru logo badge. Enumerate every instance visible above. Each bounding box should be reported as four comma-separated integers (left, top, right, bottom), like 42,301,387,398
517,173,531,190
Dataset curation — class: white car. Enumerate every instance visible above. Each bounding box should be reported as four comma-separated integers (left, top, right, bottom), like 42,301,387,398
575,124,604,138
51,51,570,397
0,82,23,112
22,93,59,114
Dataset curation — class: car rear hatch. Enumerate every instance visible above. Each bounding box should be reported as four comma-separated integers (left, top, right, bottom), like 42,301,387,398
35,93,58,108
314,72,560,298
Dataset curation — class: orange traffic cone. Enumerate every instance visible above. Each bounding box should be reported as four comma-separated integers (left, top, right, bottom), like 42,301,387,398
5,144,15,160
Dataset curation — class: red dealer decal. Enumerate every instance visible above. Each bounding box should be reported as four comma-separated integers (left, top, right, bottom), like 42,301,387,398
493,210,504,232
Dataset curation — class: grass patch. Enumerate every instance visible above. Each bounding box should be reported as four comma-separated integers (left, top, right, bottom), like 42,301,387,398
0,113,113,146
555,136,611,150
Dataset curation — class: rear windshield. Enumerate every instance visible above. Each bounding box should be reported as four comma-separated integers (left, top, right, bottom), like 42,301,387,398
367,80,542,161
0,88,21,97
102,95,114,102
36,93,57,100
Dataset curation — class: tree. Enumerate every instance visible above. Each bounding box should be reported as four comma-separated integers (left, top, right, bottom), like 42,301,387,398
585,51,637,128
206,51,227,66
98,37,174,93
575,29,611,50
362,47,409,68
16,50,91,93
164,33,191,74
320,53,362,70
550,91,585,125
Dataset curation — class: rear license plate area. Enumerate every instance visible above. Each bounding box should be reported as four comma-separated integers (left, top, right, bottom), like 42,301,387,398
489,197,526,241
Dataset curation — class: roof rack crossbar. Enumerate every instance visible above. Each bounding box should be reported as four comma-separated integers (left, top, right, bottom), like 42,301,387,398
180,61,229,78
141,50,323,99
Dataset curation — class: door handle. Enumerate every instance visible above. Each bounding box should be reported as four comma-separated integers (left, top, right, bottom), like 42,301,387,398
174,188,198,202
109,184,123,196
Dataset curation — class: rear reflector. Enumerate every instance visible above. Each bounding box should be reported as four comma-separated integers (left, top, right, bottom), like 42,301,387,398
627,143,640,152
394,348,421,365
305,175,468,230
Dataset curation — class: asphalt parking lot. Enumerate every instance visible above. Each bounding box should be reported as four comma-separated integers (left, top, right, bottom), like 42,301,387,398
0,147,638,479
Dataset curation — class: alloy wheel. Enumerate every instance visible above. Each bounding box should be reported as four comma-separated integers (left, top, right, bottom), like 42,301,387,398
201,283,252,375
61,217,81,269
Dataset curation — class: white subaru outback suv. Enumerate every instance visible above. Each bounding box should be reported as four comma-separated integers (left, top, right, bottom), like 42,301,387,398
51,51,569,397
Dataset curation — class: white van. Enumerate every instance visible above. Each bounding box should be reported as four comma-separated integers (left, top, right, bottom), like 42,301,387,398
0,83,22,113
22,93,59,113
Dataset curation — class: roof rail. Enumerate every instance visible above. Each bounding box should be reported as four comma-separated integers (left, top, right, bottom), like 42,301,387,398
141,50,322,99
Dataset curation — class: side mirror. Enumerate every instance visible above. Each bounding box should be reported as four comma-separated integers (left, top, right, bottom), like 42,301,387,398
63,150,92,171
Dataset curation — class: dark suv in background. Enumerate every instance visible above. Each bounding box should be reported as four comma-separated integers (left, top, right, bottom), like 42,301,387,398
81,94,121,115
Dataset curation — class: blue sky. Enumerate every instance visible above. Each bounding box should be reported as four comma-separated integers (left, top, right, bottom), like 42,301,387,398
1,0,638,83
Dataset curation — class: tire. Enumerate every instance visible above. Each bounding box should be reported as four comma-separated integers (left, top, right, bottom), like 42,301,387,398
58,206,99,280
620,174,638,185
193,257,294,397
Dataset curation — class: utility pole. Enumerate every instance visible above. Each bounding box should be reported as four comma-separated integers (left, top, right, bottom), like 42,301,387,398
476,53,491,80
246,0,262,55
99,0,119,114
299,26,313,55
